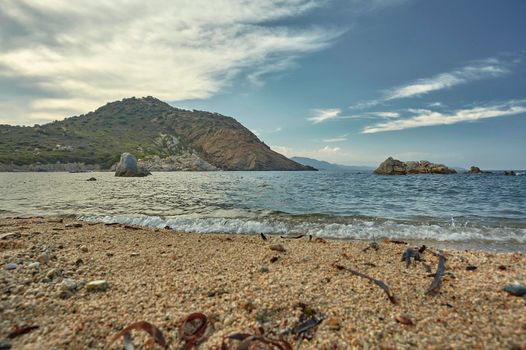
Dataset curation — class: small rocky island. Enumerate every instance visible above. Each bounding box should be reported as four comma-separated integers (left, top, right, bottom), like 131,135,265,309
374,157,457,175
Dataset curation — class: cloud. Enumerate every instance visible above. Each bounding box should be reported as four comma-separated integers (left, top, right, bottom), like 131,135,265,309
272,144,341,159
370,111,400,118
323,135,348,142
308,108,341,124
428,102,443,108
350,57,515,109
385,59,510,100
270,145,294,157
362,100,526,133
250,126,282,136
0,0,342,125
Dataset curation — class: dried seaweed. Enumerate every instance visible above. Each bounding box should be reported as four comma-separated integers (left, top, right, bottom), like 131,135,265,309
123,225,140,230
241,336,292,350
401,247,421,267
421,262,432,273
224,335,292,350
389,240,407,245
291,318,322,335
280,235,304,239
426,251,446,295
395,315,414,325
333,263,398,304
362,242,379,253
260,233,268,241
7,325,39,339
179,312,209,350
110,321,166,350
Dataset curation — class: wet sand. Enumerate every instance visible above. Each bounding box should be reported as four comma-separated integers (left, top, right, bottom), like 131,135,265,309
1,217,525,349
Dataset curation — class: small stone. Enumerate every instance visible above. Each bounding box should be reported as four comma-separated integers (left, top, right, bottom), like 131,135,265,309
325,318,341,331
241,300,255,313
80,245,88,253
86,280,109,292
269,244,286,253
5,263,17,270
28,262,40,269
130,252,139,257
37,252,50,265
106,252,114,257
207,288,226,297
46,268,62,280
259,265,270,273
61,278,77,291
57,290,72,299
0,232,19,240
74,258,84,266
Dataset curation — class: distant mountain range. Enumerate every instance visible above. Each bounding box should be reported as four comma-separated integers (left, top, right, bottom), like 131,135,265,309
290,157,373,171
0,97,314,172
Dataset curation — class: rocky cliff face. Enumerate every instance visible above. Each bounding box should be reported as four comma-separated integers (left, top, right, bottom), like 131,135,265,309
374,157,457,175
0,97,312,171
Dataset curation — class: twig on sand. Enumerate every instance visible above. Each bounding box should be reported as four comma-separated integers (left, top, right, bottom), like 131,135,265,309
260,233,268,241
110,321,166,350
426,251,446,295
333,263,398,304
7,325,39,339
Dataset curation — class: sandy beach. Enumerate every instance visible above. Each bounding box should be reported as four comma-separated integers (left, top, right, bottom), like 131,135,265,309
1,217,525,349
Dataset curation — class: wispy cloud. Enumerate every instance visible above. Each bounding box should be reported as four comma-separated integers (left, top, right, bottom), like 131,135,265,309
323,135,348,142
385,59,510,100
370,111,400,118
362,100,526,133
0,0,342,125
350,57,515,109
308,108,341,124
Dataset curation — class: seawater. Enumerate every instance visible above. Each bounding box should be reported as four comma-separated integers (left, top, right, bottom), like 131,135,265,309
1,171,525,251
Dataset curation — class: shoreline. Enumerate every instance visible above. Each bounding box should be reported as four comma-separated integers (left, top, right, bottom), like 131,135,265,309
1,217,525,349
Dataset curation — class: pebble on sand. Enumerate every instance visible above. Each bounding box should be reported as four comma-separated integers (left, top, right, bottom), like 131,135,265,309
269,244,286,252
86,280,109,292
5,263,17,270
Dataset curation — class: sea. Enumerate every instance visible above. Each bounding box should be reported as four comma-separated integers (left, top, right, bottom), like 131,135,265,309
1,171,525,252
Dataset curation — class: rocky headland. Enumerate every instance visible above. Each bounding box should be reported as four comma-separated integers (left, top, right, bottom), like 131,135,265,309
374,157,457,175
0,97,313,172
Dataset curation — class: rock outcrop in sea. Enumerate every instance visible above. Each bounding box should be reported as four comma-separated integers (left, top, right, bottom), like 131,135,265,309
374,157,457,175
503,171,516,176
114,153,151,177
468,166,482,174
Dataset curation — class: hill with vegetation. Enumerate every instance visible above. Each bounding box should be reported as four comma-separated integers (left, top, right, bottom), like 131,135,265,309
0,97,313,171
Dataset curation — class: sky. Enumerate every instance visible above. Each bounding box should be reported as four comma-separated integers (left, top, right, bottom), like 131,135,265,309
1,0,525,169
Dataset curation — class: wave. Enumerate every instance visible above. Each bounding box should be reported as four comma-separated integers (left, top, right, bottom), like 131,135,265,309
78,214,526,244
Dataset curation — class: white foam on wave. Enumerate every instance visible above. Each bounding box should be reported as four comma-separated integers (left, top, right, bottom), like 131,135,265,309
78,214,526,244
